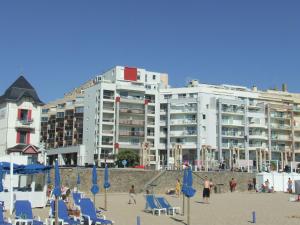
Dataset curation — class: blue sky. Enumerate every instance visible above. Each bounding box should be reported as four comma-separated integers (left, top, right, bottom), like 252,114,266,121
0,0,300,103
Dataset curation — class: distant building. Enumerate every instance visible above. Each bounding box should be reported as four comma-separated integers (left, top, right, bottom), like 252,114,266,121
41,66,300,171
0,76,43,163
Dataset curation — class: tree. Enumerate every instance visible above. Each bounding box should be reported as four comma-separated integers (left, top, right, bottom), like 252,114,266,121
116,150,140,167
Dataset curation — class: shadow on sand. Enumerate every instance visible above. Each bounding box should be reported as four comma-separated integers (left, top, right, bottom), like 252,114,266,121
170,217,187,225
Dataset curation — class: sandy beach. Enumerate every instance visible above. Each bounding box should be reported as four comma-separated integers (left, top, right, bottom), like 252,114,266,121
13,192,298,225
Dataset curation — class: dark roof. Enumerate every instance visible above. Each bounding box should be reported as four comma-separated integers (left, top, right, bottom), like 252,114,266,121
6,144,39,154
0,76,43,105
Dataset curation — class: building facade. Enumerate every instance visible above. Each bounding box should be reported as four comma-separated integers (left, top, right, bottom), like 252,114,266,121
41,66,300,171
0,76,43,162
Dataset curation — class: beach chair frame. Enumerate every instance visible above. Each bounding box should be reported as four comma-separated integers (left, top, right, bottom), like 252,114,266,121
144,195,167,216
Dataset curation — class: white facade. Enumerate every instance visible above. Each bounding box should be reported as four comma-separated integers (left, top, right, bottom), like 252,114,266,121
0,76,43,157
83,66,167,168
41,66,300,171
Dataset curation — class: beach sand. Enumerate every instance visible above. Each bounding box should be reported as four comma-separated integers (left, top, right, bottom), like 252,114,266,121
5,192,300,225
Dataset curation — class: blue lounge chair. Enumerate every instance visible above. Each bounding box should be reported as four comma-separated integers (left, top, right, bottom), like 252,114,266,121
155,197,180,215
50,200,81,225
72,193,82,206
79,198,113,225
0,205,11,225
144,195,166,215
15,200,43,225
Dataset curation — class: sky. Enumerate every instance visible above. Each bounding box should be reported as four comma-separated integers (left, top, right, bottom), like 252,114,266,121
0,0,300,103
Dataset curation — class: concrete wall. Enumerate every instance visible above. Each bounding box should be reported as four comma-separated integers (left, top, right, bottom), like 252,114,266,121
52,168,255,194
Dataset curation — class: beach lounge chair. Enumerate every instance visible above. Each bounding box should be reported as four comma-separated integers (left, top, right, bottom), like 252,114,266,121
144,195,167,216
155,197,180,215
0,205,11,225
49,200,81,225
72,192,82,206
15,200,43,225
79,198,113,225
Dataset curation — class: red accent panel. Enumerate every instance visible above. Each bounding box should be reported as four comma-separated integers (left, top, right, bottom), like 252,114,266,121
16,131,20,143
114,143,119,149
26,131,30,144
17,109,21,120
144,99,150,105
124,67,137,81
27,110,32,121
115,96,120,103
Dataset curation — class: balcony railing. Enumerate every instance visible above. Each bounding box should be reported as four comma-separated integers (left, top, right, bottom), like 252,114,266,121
103,106,114,111
119,131,145,136
102,141,113,145
103,118,114,123
119,119,144,125
222,131,244,137
103,95,114,100
271,135,292,141
170,119,197,125
102,130,114,135
270,124,291,129
16,119,35,129
222,121,244,126
119,108,144,114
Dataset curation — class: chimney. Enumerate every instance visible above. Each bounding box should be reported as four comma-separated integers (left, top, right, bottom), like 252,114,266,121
282,83,287,92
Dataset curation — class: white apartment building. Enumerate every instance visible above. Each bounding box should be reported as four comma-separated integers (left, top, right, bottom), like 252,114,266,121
83,66,168,168
0,76,43,162
41,66,300,171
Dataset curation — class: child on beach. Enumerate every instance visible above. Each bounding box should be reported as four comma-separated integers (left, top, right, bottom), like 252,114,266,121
175,178,181,197
128,185,136,205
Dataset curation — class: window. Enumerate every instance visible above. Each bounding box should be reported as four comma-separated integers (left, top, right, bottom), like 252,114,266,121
206,104,209,109
75,107,84,113
145,75,148,82
202,114,206,120
42,109,49,113
137,75,141,80
164,94,171,99
19,131,27,144
152,75,156,80
56,112,64,118
19,109,28,121
178,94,186,99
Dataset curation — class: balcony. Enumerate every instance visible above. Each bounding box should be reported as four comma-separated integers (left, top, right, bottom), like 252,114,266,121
271,135,292,141
222,143,244,149
170,119,197,125
147,110,155,114
102,141,113,146
119,108,144,114
118,142,140,149
119,119,144,126
119,131,145,137
270,113,290,119
249,122,267,129
294,136,300,142
221,108,244,115
15,119,35,130
270,124,291,130
170,108,197,114
102,118,114,123
103,95,114,100
249,134,268,140
102,130,114,135
170,130,197,136
271,146,290,152
221,121,244,127
103,106,114,112
222,131,244,138
120,95,144,104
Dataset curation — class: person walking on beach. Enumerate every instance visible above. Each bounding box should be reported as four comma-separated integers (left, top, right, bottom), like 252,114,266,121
128,185,136,205
203,176,210,204
175,178,181,197
287,178,293,193
229,178,237,192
